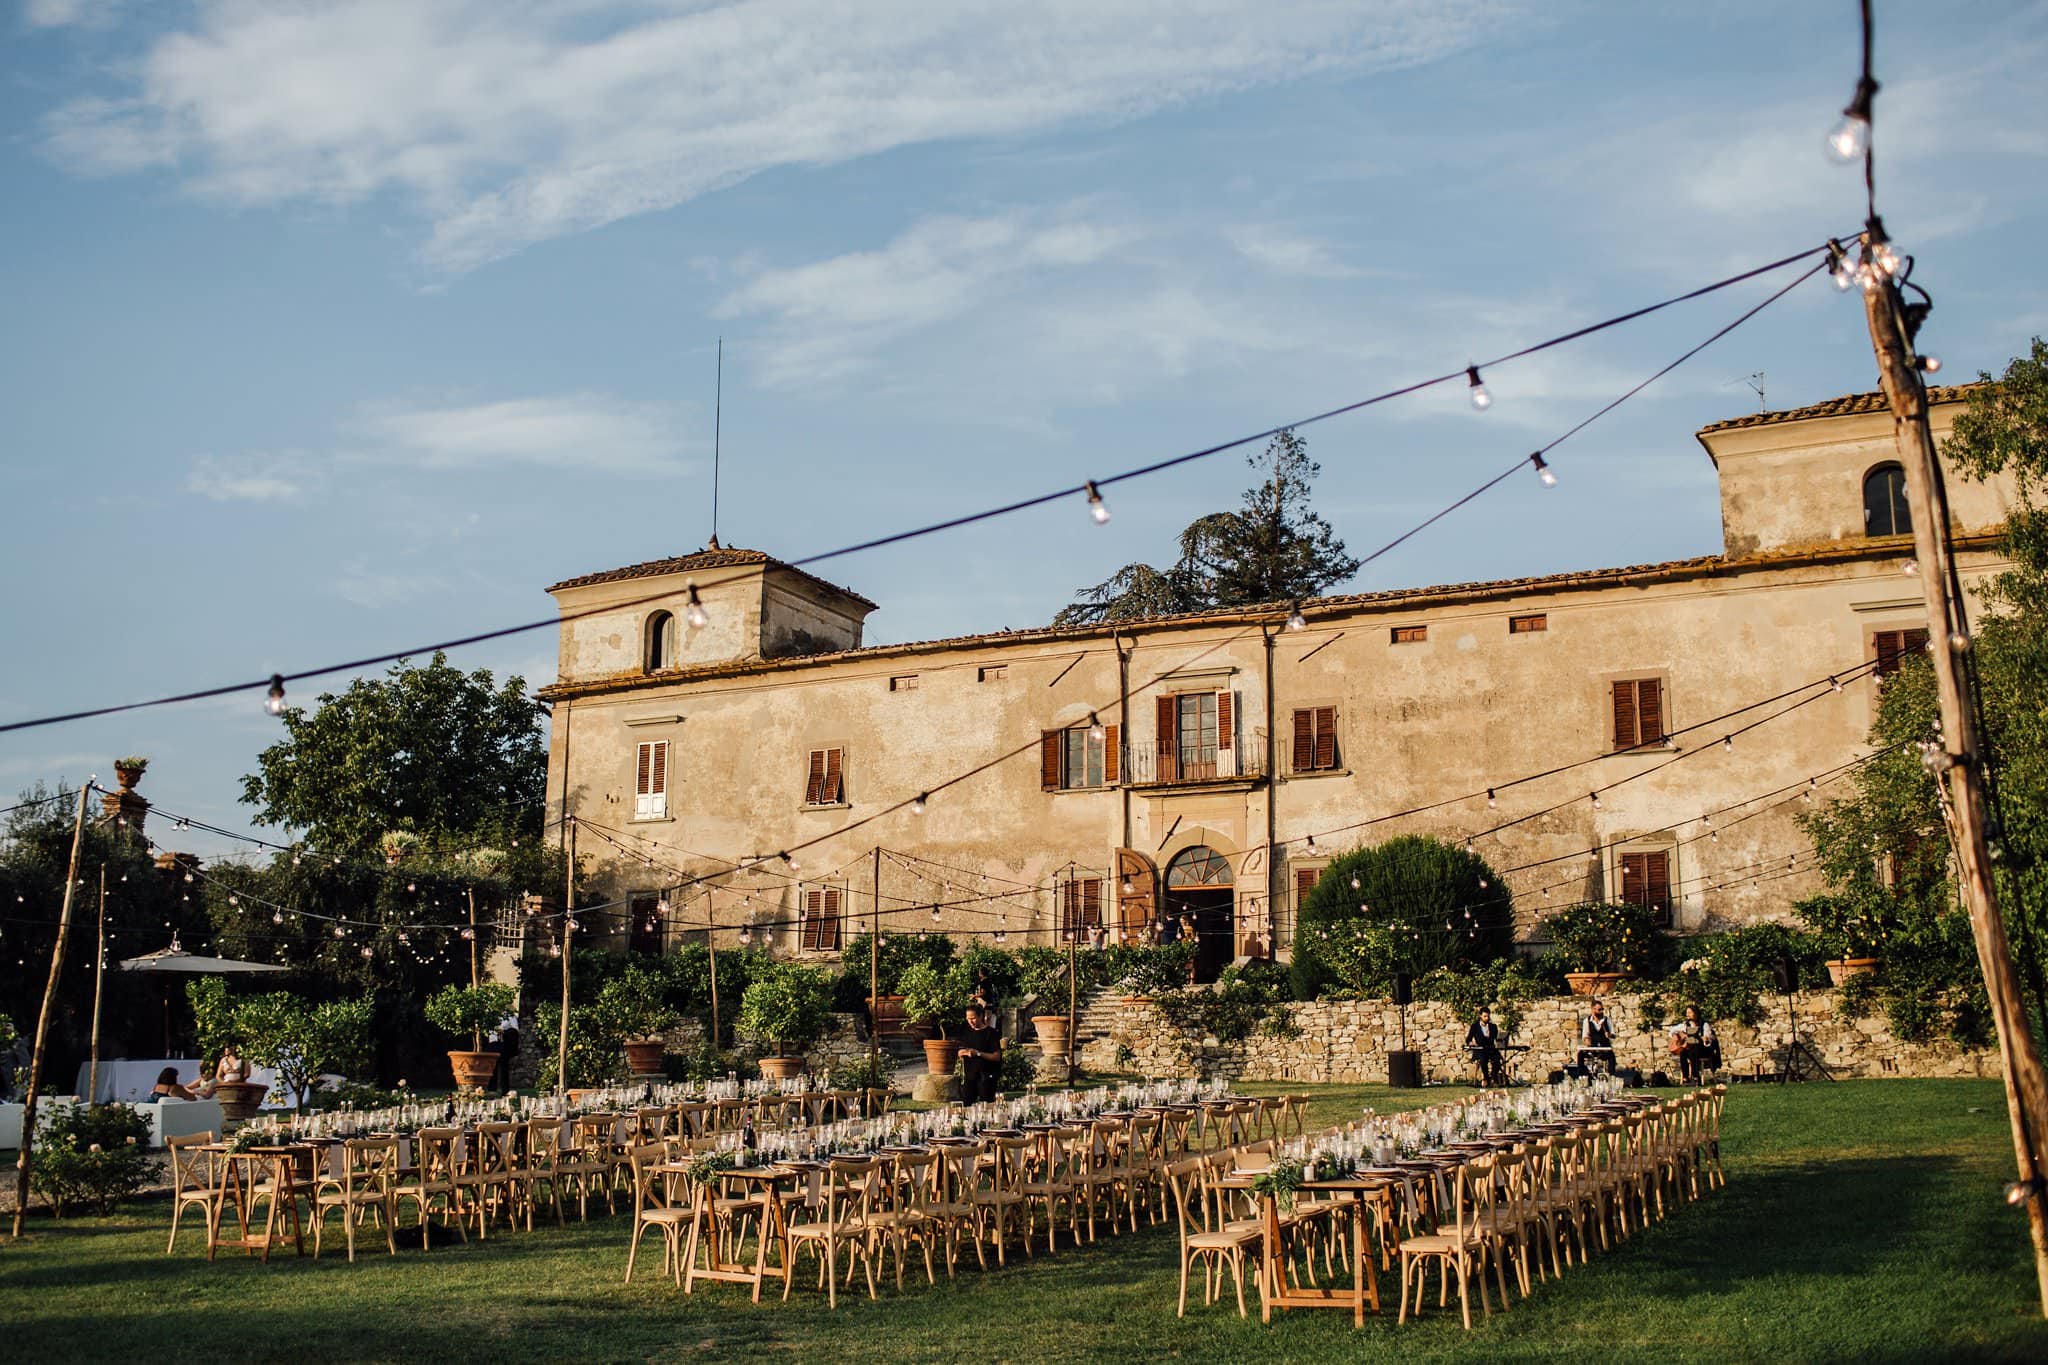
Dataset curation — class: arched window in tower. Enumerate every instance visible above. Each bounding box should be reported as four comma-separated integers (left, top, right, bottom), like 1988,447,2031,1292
1863,462,1911,537
644,610,677,672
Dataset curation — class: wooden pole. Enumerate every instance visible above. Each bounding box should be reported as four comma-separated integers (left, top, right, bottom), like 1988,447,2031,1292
557,818,575,1098
707,893,721,1047
1861,241,2048,1313
88,866,107,1106
465,885,482,1050
12,784,90,1237
870,846,882,1078
1066,936,1078,1079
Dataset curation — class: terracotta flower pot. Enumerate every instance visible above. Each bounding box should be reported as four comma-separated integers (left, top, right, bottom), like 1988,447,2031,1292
447,1050,499,1091
212,1080,267,1120
1827,957,1879,986
114,765,145,792
922,1039,960,1074
1031,1014,1072,1055
867,994,909,1039
622,1039,667,1076
759,1055,808,1082
1565,971,1626,998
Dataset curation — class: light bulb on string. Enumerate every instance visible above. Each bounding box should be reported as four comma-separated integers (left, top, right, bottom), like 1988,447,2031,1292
1825,77,1876,163
930,904,942,924
1084,480,1111,525
1285,602,1307,632
265,674,288,717
460,927,475,940
910,793,928,816
1720,736,1733,753
1530,452,1556,487
1590,791,1602,811
360,946,374,960
1486,788,1497,810
1350,876,1361,890
1828,241,1859,291
685,584,708,630
1466,365,1492,411
1902,559,1918,576
333,925,347,939
272,911,285,925
1305,834,1318,854
1087,713,1106,743
1916,355,1941,374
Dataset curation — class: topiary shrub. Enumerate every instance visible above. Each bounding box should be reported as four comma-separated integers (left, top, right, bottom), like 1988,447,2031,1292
1292,835,1513,999
736,962,834,1057
31,1104,154,1217
1539,901,1670,978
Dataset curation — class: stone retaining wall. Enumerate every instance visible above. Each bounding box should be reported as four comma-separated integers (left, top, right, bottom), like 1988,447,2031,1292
1073,992,1996,1084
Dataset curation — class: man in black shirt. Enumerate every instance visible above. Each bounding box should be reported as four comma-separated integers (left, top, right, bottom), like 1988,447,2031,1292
958,1003,1004,1103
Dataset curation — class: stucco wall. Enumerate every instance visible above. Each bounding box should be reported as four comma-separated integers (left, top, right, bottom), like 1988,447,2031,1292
1071,992,1996,1083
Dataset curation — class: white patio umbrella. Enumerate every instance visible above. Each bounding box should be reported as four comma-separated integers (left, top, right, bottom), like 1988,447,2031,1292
119,937,287,1055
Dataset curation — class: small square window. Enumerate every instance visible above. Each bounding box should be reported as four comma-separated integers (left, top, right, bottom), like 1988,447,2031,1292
889,674,919,692
1510,614,1547,634
978,664,1008,682
1391,625,1427,644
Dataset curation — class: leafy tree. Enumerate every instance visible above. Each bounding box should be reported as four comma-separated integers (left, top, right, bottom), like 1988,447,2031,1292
240,652,546,857
1947,339,2048,613
1291,836,1513,999
232,991,375,1107
1056,430,1359,624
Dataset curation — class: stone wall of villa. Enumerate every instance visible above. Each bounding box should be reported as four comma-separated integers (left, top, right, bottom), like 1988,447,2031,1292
1069,992,1997,1084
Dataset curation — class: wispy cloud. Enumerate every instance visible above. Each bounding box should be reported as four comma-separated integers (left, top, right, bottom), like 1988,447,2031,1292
1225,224,1362,279
38,0,1523,272
23,0,127,28
185,451,319,502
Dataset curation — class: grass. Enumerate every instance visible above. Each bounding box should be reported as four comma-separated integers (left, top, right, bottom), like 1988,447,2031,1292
3,1080,2047,1362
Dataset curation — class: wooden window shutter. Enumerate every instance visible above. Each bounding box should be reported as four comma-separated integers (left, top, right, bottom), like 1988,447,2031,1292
1645,852,1670,919
1083,878,1102,928
1620,852,1646,906
1040,731,1062,789
636,742,654,797
1313,706,1338,771
649,741,668,796
1612,680,1639,751
1636,679,1664,746
1216,690,1234,749
1156,694,1178,781
1876,628,1929,678
802,888,825,950
823,748,844,803
804,749,827,804
1292,709,1315,773
1059,880,1077,936
1103,724,1120,785
821,888,842,949
1295,867,1318,903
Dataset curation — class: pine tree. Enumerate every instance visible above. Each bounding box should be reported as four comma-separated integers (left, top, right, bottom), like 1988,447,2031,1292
1054,429,1358,625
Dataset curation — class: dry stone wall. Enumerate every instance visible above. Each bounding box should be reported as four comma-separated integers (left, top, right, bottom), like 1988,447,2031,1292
1073,992,1995,1083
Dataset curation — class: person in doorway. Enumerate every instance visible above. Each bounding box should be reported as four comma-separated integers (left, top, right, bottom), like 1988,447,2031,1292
1465,1007,1507,1087
1678,1005,1720,1083
958,1003,1004,1103
1578,1000,1617,1074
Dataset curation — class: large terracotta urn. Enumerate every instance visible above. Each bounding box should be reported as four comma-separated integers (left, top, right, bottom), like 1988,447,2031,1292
212,1080,268,1121
447,1050,499,1091
1032,1015,1072,1056
622,1039,667,1076
759,1055,808,1082
1565,972,1625,998
1827,957,1879,986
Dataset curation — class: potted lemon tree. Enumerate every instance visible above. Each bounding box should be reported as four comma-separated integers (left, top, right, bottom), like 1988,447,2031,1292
738,963,833,1082
424,982,516,1091
899,961,970,1076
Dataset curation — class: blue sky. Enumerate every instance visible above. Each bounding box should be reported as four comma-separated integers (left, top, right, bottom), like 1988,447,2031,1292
3,1,2045,855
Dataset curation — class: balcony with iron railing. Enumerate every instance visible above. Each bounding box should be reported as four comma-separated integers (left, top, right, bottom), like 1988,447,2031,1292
1123,736,1266,787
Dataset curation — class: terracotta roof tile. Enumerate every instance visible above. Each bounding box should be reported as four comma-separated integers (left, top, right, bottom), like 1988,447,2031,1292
1696,382,1986,435
546,545,878,609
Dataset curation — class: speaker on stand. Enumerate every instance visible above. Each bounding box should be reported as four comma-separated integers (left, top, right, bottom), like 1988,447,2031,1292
1774,956,1833,1083
1388,973,1422,1088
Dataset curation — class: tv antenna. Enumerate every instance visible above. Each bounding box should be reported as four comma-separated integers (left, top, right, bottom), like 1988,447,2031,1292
710,336,723,549
1743,371,1766,413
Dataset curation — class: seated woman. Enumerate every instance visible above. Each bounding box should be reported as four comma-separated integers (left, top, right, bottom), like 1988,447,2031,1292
192,1043,248,1098
1677,1006,1721,1083
148,1066,201,1103
1464,1007,1507,1087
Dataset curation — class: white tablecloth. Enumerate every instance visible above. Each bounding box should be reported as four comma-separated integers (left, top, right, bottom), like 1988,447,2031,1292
77,1059,287,1107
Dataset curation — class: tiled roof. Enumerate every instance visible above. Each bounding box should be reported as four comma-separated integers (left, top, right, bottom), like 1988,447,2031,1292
546,545,878,609
1697,382,1986,435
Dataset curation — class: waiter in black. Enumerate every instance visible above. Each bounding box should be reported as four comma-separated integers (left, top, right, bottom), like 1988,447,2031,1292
958,1003,1004,1103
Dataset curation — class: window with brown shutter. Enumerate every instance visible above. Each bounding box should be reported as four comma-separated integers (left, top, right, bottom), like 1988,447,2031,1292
1155,694,1179,782
1044,724,1116,789
1873,628,1930,678
1509,613,1547,634
1391,625,1427,643
804,748,845,805
1611,678,1665,751
1060,877,1104,937
634,740,669,819
801,887,842,951
1291,707,1339,773
1619,850,1672,927
1295,865,1321,908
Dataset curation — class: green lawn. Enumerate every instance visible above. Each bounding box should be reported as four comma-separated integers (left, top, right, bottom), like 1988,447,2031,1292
4,1080,2046,1362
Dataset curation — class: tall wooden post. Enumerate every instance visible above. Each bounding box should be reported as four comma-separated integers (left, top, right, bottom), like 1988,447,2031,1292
465,886,482,1050
708,896,724,1047
557,818,575,1098
1862,242,2048,1313
1066,936,1078,1078
88,866,107,1104
12,784,90,1238
870,847,882,1079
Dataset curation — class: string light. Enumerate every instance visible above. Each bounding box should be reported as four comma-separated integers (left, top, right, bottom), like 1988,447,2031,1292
1826,75,1876,163
1721,736,1734,753
1285,603,1307,632
910,793,928,816
264,674,287,716
1828,675,1843,693
1530,452,1557,487
1486,788,1497,810
1087,712,1107,743
1590,791,1602,811
272,910,284,925
930,904,942,924
1916,355,1941,374
1305,834,1318,853
684,583,709,630
1902,559,1917,576
1827,239,1859,291
1466,365,1492,411
1084,480,1111,525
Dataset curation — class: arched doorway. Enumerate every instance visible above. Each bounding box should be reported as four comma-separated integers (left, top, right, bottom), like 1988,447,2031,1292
1164,846,1235,983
